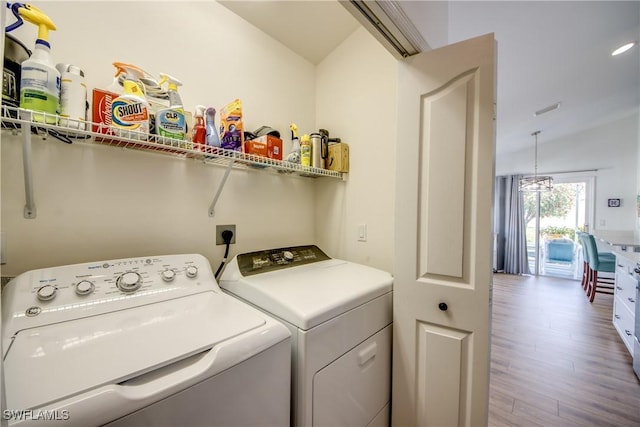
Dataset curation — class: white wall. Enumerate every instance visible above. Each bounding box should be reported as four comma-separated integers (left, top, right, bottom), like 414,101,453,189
496,110,639,231
315,28,397,273
1,1,321,275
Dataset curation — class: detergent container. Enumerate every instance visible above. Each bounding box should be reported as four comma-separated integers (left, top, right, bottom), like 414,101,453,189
58,64,87,130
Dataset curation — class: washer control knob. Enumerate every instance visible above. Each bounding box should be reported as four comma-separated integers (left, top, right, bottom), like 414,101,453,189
283,251,294,261
75,280,95,296
185,266,198,278
117,271,142,292
161,269,176,282
37,285,57,301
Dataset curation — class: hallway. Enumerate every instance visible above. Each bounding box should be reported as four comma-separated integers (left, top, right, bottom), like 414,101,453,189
489,274,640,426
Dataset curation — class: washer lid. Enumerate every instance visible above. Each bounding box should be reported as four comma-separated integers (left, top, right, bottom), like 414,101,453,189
221,259,393,330
4,291,265,410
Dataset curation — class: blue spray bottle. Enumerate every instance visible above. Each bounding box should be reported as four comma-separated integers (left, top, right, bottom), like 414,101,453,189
205,107,221,148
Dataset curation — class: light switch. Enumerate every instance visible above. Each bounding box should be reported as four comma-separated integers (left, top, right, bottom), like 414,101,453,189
357,224,367,242
0,232,6,265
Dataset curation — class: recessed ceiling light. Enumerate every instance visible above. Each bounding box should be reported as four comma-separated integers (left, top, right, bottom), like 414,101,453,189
534,102,561,117
612,42,636,56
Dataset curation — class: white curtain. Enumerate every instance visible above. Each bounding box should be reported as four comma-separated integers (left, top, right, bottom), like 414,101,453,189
495,175,530,275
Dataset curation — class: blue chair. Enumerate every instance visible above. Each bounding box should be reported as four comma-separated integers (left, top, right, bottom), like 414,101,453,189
582,233,615,302
546,238,574,263
577,232,590,290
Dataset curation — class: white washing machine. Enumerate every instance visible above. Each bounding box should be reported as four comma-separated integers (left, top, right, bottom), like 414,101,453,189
219,245,393,427
2,254,291,426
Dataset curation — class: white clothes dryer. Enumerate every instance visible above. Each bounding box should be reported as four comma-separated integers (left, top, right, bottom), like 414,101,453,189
2,254,290,426
220,245,393,427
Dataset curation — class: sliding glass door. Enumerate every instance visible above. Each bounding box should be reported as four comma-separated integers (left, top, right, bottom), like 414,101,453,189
524,173,595,278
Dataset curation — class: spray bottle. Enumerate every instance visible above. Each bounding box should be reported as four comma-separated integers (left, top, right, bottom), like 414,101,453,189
205,107,221,148
111,63,150,139
108,62,134,95
192,105,206,148
156,73,186,142
57,64,87,130
17,3,59,124
300,134,311,167
286,123,301,163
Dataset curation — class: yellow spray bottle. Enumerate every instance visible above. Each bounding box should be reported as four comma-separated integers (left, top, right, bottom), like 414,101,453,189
17,3,59,124
156,73,186,141
111,63,150,139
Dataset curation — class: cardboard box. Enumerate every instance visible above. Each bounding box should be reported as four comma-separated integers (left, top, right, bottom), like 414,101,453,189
244,139,268,157
326,143,349,172
244,135,283,160
91,88,118,140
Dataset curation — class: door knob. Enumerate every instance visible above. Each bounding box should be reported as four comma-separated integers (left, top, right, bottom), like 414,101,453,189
438,302,448,311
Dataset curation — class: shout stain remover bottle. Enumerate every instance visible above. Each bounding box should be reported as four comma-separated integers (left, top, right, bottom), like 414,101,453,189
111,63,150,140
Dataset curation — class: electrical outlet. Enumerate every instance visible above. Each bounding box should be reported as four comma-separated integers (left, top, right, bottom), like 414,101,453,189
216,225,236,245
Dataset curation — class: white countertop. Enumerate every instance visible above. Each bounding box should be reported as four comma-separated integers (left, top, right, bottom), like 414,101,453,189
613,249,640,264
593,230,640,249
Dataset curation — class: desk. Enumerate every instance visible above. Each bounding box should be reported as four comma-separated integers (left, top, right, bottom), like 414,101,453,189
593,230,640,252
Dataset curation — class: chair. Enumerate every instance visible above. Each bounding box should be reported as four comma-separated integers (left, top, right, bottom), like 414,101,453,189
546,238,574,263
582,233,616,302
577,232,590,290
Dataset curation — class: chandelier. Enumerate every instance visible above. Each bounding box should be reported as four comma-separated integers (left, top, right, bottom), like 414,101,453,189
519,130,553,192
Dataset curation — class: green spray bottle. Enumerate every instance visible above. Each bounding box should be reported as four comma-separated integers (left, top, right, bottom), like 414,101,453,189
17,3,59,124
156,73,186,142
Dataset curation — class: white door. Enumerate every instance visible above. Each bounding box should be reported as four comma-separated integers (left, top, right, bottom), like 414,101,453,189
393,33,496,427
1,1,7,422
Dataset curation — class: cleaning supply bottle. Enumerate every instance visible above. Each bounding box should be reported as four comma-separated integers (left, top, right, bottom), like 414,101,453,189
286,123,301,163
111,63,150,139
300,134,311,167
205,107,221,148
17,3,59,124
57,64,87,130
156,73,186,142
108,62,132,95
192,105,206,149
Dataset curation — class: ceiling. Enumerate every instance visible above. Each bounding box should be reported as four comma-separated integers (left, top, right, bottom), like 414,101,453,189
219,1,640,156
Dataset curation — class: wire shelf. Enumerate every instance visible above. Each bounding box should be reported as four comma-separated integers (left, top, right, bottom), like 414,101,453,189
1,105,345,180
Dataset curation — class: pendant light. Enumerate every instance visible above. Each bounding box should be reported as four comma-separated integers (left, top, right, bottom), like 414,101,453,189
519,130,553,192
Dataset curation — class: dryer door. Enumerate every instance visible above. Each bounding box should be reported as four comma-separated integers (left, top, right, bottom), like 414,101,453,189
312,325,391,426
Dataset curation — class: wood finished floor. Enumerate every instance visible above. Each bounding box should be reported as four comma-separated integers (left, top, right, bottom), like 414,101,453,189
489,273,640,427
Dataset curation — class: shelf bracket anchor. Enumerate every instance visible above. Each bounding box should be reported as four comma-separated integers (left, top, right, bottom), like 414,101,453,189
208,158,234,217
20,109,36,219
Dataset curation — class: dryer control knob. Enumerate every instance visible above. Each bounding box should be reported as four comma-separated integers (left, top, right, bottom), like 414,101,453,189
283,251,294,261
75,280,95,296
117,271,142,292
185,266,198,278
161,269,176,282
37,285,57,301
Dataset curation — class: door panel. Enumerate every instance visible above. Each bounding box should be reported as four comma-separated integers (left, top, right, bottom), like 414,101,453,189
420,73,474,278
393,33,496,427
416,323,471,426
